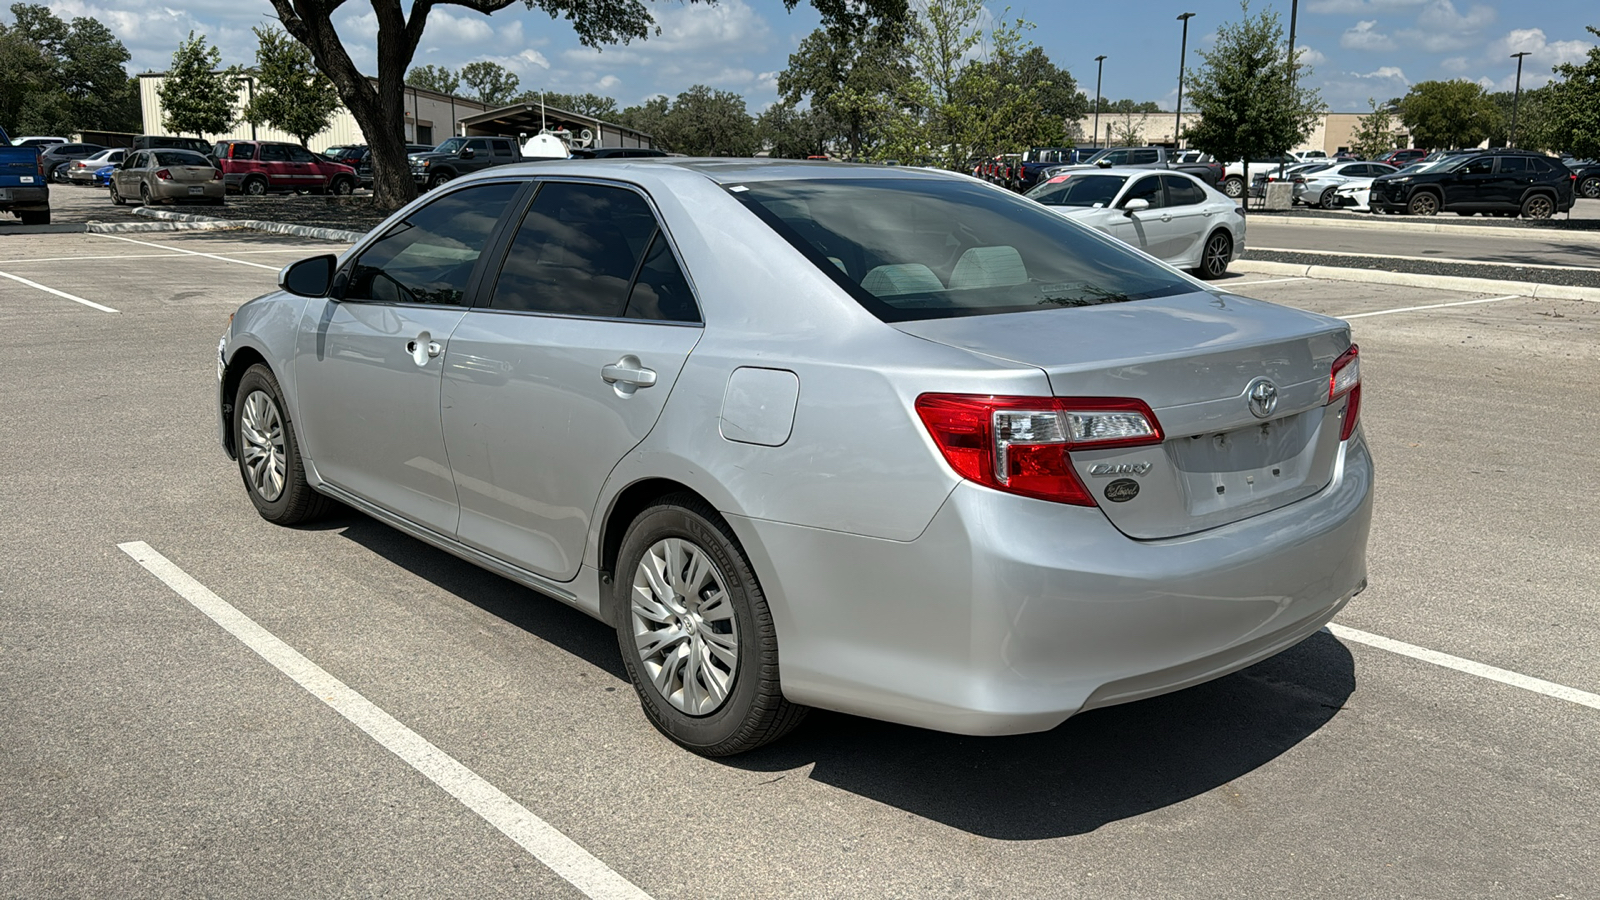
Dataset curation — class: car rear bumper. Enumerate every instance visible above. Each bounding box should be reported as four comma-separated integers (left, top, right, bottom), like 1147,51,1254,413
151,180,225,202
0,185,49,209
734,432,1374,736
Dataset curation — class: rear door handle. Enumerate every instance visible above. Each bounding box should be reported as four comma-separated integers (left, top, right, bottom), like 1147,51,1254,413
602,355,657,394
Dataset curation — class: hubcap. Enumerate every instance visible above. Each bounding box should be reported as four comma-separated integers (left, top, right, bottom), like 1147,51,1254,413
240,390,288,502
630,537,739,716
1223,179,1242,198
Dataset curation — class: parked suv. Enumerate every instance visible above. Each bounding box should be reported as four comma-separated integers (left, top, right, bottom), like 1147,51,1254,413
212,140,358,195
322,143,434,188
1369,150,1575,218
409,136,523,189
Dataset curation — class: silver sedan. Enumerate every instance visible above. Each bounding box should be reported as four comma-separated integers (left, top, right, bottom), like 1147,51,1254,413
1024,168,1245,279
219,160,1372,755
1294,161,1398,209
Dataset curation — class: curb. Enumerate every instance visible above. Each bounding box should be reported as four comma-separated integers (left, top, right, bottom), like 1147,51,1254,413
1230,259,1600,302
132,207,364,243
88,219,244,234
1252,213,1600,245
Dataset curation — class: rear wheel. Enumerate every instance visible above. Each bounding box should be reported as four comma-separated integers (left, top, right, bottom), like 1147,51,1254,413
1221,176,1245,199
1195,230,1233,280
139,183,154,206
18,210,49,226
1406,191,1440,216
1318,187,1337,209
1579,176,1600,199
1520,194,1554,219
243,176,268,196
233,364,331,526
614,494,807,756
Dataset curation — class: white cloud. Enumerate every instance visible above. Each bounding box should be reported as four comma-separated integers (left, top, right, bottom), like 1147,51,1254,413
1298,45,1330,67
595,75,621,92
1315,66,1411,110
1341,20,1397,51
1440,56,1469,72
1306,0,1427,13
1415,0,1495,33
1493,28,1593,70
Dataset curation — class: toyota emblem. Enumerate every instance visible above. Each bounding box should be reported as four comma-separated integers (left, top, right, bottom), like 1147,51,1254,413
1246,378,1279,418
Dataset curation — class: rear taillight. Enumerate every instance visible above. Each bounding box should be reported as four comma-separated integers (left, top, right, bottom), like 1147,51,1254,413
213,169,223,180
915,394,1163,506
1328,344,1361,441
155,169,172,180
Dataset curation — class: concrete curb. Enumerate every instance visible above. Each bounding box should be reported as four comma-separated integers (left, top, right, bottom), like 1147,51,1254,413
87,219,243,234
1254,213,1600,245
132,207,364,243
1230,259,1600,302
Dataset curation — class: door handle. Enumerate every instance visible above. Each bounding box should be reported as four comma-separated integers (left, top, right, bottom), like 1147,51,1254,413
405,336,442,365
602,355,657,395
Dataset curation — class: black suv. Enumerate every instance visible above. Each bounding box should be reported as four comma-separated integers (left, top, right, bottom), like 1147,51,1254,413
323,143,435,188
1370,149,1575,218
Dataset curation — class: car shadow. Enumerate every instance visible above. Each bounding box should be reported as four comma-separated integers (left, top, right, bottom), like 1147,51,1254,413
329,508,1355,841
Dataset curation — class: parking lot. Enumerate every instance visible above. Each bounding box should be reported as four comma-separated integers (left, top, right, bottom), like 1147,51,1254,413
2,230,1597,898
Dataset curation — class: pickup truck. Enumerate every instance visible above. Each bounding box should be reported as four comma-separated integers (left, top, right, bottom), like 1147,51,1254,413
0,125,51,225
1035,146,1224,189
1218,155,1299,198
409,136,523,190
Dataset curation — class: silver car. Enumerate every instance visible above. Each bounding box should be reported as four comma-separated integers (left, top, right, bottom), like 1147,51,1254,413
1025,168,1244,279
219,160,1372,756
1294,161,1399,209
110,149,225,206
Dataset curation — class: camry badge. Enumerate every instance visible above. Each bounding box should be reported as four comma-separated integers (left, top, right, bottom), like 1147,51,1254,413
1089,462,1152,477
1246,378,1279,418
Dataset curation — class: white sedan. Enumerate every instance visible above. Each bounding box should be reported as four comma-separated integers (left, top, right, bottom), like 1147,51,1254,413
1294,161,1398,209
1024,167,1244,279
1327,161,1434,212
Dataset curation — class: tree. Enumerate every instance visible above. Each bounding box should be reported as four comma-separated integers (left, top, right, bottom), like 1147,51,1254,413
778,20,908,159
158,32,239,138
1182,1,1324,211
268,0,909,209
758,100,837,157
406,64,460,95
1540,25,1600,161
1485,86,1550,149
1109,117,1144,146
0,4,136,135
1349,97,1401,158
0,22,55,134
518,91,621,119
950,24,1075,157
459,60,519,107
656,85,757,156
243,26,340,147
1397,80,1497,149
615,95,671,148
1105,98,1162,114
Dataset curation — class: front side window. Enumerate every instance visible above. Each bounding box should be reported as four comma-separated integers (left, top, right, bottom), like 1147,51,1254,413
733,177,1195,322
344,182,520,306
487,182,660,317
1026,174,1128,208
1122,176,1165,209
466,139,490,153
288,146,318,163
1460,157,1494,176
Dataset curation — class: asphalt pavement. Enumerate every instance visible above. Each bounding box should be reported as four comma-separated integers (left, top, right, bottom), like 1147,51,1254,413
2,231,1598,898
1249,211,1600,270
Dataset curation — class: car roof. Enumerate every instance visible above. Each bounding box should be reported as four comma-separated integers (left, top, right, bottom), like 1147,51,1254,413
467,157,974,186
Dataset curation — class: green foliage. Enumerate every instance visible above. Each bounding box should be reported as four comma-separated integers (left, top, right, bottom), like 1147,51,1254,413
459,61,520,107
1349,98,1402,158
1540,25,1600,160
158,31,240,138
0,3,136,135
655,85,757,156
406,64,460,96
1101,98,1163,114
1486,86,1550,150
758,100,838,158
518,91,621,119
1182,1,1324,169
1397,80,1497,149
242,26,339,147
778,20,908,158
615,96,671,146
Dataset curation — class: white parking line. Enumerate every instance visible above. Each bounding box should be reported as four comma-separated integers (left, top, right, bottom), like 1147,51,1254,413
117,541,654,900
1252,246,1600,273
1340,294,1522,319
1329,624,1600,711
0,249,329,265
0,269,118,313
1224,276,1310,287
90,233,282,270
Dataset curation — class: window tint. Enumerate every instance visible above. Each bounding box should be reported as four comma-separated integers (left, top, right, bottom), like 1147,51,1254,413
1025,173,1127,207
1164,175,1206,206
288,146,318,163
625,232,699,322
232,143,256,160
1529,157,1556,174
1461,157,1494,175
156,151,209,166
1498,157,1528,173
1129,148,1161,165
488,182,659,317
1122,176,1165,209
344,182,519,306
734,178,1194,323
1101,150,1129,166
259,144,289,162
492,140,513,158
466,139,490,152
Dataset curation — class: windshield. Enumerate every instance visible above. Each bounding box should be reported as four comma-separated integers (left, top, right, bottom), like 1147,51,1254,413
430,138,464,154
729,177,1194,323
1024,173,1128,207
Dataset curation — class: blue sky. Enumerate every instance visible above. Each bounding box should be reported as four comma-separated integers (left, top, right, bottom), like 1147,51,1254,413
15,0,1597,113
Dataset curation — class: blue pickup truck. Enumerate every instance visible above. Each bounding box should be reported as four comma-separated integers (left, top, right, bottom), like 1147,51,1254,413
0,125,52,225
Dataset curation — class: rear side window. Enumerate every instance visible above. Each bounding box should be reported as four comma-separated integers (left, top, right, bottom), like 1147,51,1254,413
232,143,256,160
1164,175,1206,206
1499,157,1528,173
344,182,520,306
733,178,1194,322
487,182,659,317
492,141,513,158
1130,148,1161,165
1529,157,1556,174
625,233,699,322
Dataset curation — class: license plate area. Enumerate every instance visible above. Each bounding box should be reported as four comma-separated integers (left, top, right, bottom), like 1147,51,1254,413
1171,410,1326,516
189,186,204,195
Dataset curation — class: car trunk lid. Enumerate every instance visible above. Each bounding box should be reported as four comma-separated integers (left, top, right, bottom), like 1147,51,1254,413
895,291,1355,539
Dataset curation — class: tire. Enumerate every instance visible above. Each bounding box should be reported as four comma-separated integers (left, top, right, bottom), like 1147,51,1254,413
1406,191,1440,216
109,181,125,205
233,364,332,526
1579,176,1600,199
1318,187,1337,209
243,176,268,196
331,177,354,196
614,494,807,756
427,171,452,190
1520,193,1554,219
139,183,154,207
1221,176,1245,199
18,210,49,226
1195,230,1233,280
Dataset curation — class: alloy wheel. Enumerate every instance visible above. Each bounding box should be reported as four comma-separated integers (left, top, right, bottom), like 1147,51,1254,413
1408,193,1438,216
1202,233,1232,279
1522,195,1554,219
1580,177,1600,199
239,389,287,502
1222,178,1244,199
630,537,740,716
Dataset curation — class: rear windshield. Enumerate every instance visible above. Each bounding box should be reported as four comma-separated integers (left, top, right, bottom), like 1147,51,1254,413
730,177,1194,322
156,151,211,166
1025,174,1128,208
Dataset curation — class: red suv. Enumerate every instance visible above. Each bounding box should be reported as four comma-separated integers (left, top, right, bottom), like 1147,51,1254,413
211,140,357,196
1377,148,1428,167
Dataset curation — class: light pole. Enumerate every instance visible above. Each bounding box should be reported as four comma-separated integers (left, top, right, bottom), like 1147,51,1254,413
1175,13,1195,149
1280,0,1300,180
1093,55,1106,150
1509,51,1531,148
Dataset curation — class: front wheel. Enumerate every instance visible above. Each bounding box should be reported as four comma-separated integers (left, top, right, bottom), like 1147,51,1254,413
1221,176,1245,199
109,181,125,205
331,177,354,196
615,495,807,756
1520,194,1554,219
1579,176,1600,199
233,364,331,526
18,210,49,225
427,172,452,190
1406,192,1440,216
1195,230,1233,280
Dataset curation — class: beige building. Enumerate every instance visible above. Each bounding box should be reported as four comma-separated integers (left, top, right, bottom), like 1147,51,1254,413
1073,110,1412,156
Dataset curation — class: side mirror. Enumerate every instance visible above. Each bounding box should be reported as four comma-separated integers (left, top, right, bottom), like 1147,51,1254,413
1123,198,1150,215
1095,158,1113,168
459,146,476,159
279,254,338,298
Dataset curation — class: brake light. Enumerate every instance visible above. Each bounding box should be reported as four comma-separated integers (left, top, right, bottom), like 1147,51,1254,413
915,394,1163,506
1328,345,1361,441
213,169,223,180
155,169,172,180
